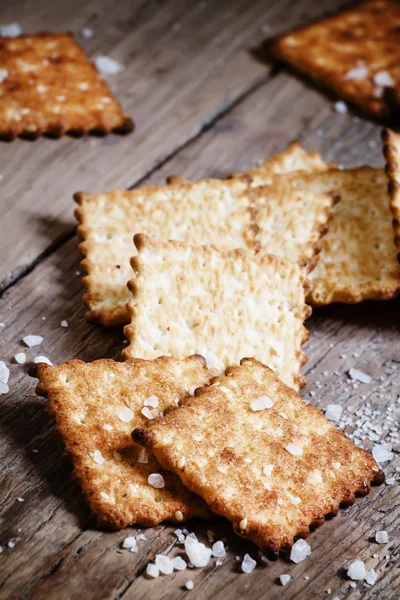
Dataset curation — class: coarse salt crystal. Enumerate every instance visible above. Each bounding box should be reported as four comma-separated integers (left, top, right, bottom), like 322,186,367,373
325,404,342,422
148,473,165,488
251,396,273,411
34,356,52,366
290,539,311,563
373,71,394,87
172,556,187,570
241,553,256,573
372,443,393,463
155,554,174,575
23,335,43,348
118,406,134,423
8,540,15,549
203,350,225,372
185,580,194,590
0,69,8,83
334,101,348,114
146,562,159,578
212,541,226,558
285,443,303,457
365,569,378,585
92,450,105,465
349,368,371,384
189,385,197,396
17,497,24,502
279,574,291,586
141,407,153,420
94,56,124,76
0,23,22,37
137,448,148,463
144,395,159,408
347,560,366,580
80,27,94,39
122,536,138,552
263,464,273,476
375,530,389,544
185,537,211,567
215,560,222,566
0,361,9,384
14,352,26,364
60,320,68,328
345,62,368,80
386,477,395,485
0,382,9,394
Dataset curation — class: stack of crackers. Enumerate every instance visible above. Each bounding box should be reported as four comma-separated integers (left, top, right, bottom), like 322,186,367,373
35,129,400,557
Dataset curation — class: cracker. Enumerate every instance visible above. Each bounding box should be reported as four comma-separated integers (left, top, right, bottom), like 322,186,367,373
75,177,256,326
284,167,400,305
133,358,384,555
267,0,400,120
123,235,310,390
382,128,400,257
35,356,212,527
0,32,133,139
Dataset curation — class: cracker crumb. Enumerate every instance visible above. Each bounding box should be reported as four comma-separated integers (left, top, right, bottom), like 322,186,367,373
33,356,52,366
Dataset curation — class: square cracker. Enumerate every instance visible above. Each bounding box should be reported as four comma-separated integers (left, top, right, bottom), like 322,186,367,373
382,128,400,257
285,167,400,306
0,32,133,139
123,235,311,390
35,356,212,528
133,358,384,555
75,177,256,326
267,0,400,120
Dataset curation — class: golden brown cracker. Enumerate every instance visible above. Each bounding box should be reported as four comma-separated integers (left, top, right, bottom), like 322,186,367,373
75,177,256,326
267,0,400,120
382,128,400,257
123,235,310,390
284,167,400,305
133,358,384,555
35,356,212,527
0,32,133,139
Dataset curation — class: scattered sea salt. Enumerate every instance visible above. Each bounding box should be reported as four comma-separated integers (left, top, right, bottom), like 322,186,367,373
94,56,124,77
17,497,24,502
0,23,22,37
148,473,165,488
23,335,43,348
122,536,138,552
185,536,212,567
118,406,134,423
290,539,311,563
185,580,194,590
372,442,393,463
285,443,303,457
373,71,394,87
251,396,273,411
375,530,389,544
172,556,187,571
144,395,159,408
0,69,8,83
33,356,52,366
347,559,366,580
60,320,68,328
279,574,291,586
212,541,226,558
155,554,174,575
325,404,342,422
348,368,371,384
0,382,9,394
386,477,395,485
365,569,378,585
241,554,256,574
92,450,105,465
146,563,159,578
215,560,222,566
334,101,348,114
8,540,15,549
0,361,9,384
80,27,94,39
14,352,26,364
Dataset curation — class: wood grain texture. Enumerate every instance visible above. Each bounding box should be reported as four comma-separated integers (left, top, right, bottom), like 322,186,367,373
0,0,399,598
0,0,348,291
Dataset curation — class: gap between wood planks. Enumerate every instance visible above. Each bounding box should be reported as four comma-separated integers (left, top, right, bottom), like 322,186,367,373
0,70,275,297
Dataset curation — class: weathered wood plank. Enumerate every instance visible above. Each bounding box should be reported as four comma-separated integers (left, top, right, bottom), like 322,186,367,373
0,61,398,599
0,0,349,290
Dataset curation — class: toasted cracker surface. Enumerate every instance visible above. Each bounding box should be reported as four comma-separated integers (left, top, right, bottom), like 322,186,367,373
133,358,383,554
35,356,212,527
267,0,400,120
285,167,400,305
0,32,133,139
75,177,256,326
123,235,310,390
382,128,400,257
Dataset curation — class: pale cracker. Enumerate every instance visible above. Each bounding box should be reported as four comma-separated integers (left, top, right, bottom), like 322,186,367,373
75,177,256,326
123,235,310,390
133,358,384,555
284,167,400,305
382,128,400,258
267,0,400,120
35,356,212,527
0,32,133,139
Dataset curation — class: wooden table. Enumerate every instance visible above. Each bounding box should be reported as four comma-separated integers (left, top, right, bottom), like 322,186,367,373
0,0,399,598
